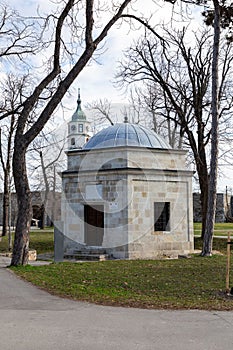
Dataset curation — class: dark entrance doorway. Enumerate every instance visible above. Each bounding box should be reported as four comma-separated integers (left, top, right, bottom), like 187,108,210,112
32,205,44,228
84,205,104,246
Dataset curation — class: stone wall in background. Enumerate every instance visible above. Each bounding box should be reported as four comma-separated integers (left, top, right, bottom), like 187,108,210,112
0,191,61,227
193,193,232,223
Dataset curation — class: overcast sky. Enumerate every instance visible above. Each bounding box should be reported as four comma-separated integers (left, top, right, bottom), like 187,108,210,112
8,0,203,106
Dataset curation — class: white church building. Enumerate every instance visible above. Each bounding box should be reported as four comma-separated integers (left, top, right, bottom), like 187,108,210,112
56,93,194,260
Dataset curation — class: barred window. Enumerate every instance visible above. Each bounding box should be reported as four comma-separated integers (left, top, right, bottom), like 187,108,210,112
154,202,170,231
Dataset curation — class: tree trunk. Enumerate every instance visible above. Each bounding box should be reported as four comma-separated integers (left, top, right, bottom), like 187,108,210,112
8,190,13,251
39,151,49,229
202,0,220,256
11,141,32,266
200,185,208,239
0,115,14,237
191,125,209,239
51,165,57,227
2,170,9,237
195,165,209,239
197,157,209,239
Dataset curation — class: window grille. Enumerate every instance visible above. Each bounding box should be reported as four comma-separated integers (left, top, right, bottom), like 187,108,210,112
154,202,170,231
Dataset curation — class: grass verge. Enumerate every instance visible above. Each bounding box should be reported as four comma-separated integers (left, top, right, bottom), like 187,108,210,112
194,222,233,236
11,237,233,310
0,229,54,255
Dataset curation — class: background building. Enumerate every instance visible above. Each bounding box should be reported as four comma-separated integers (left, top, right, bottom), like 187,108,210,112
0,191,61,228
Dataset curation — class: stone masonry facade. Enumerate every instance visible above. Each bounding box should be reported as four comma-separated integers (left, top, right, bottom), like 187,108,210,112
61,146,194,259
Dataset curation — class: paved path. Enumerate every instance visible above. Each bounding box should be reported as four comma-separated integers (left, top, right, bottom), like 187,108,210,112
0,257,233,350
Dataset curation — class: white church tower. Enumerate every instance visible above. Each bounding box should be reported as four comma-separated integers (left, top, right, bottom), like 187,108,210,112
68,89,92,149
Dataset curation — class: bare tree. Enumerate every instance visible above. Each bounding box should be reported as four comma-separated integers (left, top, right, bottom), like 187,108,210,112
86,92,147,127
192,0,233,256
86,86,184,146
29,131,66,228
0,2,43,241
202,0,221,255
194,0,233,255
0,74,30,237
116,25,233,240
86,99,115,126
163,0,233,252
0,119,15,238
131,85,185,148
0,3,40,60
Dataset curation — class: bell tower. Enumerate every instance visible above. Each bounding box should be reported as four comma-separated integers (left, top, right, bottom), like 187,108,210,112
68,89,92,149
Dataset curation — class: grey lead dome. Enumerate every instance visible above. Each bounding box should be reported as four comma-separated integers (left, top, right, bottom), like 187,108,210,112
82,123,171,150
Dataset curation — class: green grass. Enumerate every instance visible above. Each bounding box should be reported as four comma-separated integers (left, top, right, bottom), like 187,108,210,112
194,222,233,236
0,229,54,254
11,237,233,310
3,226,233,310
194,237,230,253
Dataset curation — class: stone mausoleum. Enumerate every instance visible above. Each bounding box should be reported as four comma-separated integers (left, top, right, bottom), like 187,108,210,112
58,95,194,260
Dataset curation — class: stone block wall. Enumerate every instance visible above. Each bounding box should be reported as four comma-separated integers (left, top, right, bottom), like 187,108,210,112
193,193,231,223
126,173,193,259
62,146,194,259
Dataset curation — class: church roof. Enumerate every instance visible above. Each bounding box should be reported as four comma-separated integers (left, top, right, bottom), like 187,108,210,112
71,89,86,121
83,122,171,150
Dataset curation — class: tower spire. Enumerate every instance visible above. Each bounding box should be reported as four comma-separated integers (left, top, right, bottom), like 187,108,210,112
68,88,91,149
71,88,86,121
77,88,81,110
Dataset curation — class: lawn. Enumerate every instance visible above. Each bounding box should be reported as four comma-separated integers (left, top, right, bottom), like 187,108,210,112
194,222,233,236
3,225,233,310
0,229,54,254
10,235,233,311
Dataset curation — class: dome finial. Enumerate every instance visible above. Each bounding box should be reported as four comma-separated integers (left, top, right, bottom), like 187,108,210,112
124,115,128,123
